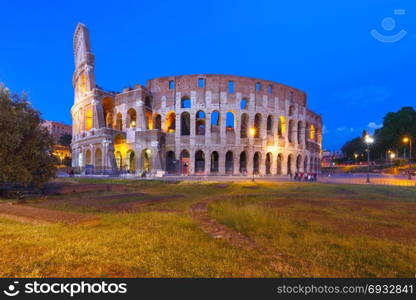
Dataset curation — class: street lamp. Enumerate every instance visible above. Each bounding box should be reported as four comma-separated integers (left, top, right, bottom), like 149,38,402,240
354,153,358,164
364,134,374,183
249,127,256,182
403,137,412,179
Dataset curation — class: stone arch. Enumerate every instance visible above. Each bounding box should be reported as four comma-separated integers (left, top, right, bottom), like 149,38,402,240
289,105,295,116
226,111,235,131
166,151,177,174
240,98,248,109
126,150,136,173
154,113,162,130
181,96,191,108
296,154,302,172
102,97,114,128
266,115,273,135
116,113,123,130
288,120,295,143
166,111,176,133
115,151,122,170
95,148,102,169
304,155,308,173
239,151,247,174
211,110,220,134
225,151,234,174
196,111,206,136
181,112,190,136
210,151,219,173
276,153,283,175
127,108,137,128
254,113,262,138
287,154,293,175
297,121,303,144
265,152,272,175
194,150,205,174
278,116,286,137
180,150,190,175
240,113,249,138
253,152,261,175
141,149,152,172
85,149,91,165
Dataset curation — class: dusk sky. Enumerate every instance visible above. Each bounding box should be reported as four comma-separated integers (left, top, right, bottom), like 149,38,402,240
1,0,415,150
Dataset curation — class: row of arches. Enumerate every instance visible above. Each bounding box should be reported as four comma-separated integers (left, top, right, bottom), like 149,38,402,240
165,150,320,175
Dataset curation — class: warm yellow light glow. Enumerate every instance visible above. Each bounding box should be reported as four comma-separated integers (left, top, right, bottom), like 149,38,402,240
354,153,358,158
131,120,136,128
403,137,410,143
390,153,396,159
85,106,93,131
249,128,256,137
364,134,374,144
309,124,315,140
279,116,286,134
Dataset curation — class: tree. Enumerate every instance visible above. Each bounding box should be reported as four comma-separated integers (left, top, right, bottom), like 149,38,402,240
0,84,57,188
58,133,72,146
341,137,366,161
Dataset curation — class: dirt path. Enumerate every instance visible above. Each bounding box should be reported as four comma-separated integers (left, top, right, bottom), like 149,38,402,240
189,200,257,249
0,203,99,225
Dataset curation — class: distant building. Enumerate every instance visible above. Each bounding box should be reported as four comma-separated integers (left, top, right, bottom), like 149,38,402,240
42,120,72,163
42,120,72,144
322,150,344,167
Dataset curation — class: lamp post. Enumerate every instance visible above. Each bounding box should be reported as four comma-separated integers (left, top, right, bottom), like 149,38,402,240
249,127,256,182
364,134,374,183
403,137,412,179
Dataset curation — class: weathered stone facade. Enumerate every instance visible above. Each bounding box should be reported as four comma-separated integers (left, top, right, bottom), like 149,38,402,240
71,23,323,176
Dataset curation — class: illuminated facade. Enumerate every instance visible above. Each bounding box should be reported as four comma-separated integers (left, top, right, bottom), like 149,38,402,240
71,23,323,176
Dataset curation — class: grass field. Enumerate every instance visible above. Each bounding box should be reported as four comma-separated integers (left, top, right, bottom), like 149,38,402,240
0,178,415,277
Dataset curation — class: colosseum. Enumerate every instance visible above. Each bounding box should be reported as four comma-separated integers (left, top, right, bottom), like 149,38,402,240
71,23,323,177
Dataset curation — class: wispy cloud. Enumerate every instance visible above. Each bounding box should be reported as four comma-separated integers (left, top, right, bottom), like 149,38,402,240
367,122,382,129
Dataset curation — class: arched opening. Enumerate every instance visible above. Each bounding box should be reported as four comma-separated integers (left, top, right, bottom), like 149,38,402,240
296,155,302,172
85,106,93,131
266,115,273,136
102,97,114,128
304,155,308,173
181,97,191,108
289,105,295,116
297,121,303,144
166,151,177,174
180,150,190,175
85,149,91,165
116,113,123,130
142,149,152,172
210,151,219,173
240,113,249,138
194,150,205,174
288,120,295,143
225,151,234,174
276,153,283,175
287,154,293,175
154,114,162,130
254,114,261,138
95,148,102,170
226,112,235,132
253,152,260,175
240,98,248,109
145,96,152,108
278,116,286,137
127,108,137,128
166,112,176,133
181,112,190,136
265,152,272,175
115,151,122,170
239,151,247,174
196,111,206,135
211,111,220,134
145,110,153,129
126,150,136,174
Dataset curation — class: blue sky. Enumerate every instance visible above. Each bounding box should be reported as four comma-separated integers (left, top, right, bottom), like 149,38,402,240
1,0,415,150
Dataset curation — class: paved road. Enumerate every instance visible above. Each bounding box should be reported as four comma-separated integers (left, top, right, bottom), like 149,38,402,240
63,173,416,187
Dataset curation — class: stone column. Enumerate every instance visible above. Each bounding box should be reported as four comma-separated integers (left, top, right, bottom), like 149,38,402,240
205,150,211,175
189,149,195,175
206,112,211,145
218,150,225,175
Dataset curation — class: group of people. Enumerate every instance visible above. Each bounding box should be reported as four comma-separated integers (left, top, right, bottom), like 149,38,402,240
290,172,318,182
